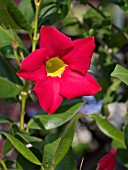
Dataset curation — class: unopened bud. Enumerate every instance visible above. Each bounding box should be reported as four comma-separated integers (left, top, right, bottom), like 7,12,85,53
34,0,38,3
21,91,27,96
12,40,18,49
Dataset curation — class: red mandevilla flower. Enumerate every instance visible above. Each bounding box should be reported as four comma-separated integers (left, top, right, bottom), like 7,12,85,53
17,26,101,114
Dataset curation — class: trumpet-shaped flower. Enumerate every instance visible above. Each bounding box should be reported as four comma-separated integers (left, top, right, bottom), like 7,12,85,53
17,26,101,114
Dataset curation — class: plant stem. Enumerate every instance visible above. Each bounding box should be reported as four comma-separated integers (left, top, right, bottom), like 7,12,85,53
12,40,21,66
19,0,44,131
32,0,43,51
0,159,7,170
20,91,27,130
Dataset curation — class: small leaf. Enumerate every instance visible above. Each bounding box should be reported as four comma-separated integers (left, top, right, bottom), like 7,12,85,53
16,154,41,170
111,64,128,85
53,114,84,166
0,76,22,98
0,132,41,165
38,0,70,26
0,113,13,125
7,0,32,31
55,149,77,170
43,135,61,169
2,138,12,155
91,114,125,146
28,102,83,130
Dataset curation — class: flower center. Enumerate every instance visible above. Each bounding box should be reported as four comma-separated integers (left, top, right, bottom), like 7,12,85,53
46,57,66,77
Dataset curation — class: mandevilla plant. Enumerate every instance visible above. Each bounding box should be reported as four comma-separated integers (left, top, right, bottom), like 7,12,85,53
0,0,128,170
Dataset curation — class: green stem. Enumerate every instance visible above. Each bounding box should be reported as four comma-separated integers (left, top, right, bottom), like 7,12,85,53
0,159,7,170
32,0,43,52
20,0,44,131
12,40,21,66
20,91,27,130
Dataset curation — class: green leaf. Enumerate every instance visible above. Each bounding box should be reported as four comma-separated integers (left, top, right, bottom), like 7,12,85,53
28,102,83,130
43,135,61,169
0,113,13,125
38,0,70,26
0,54,22,84
53,114,84,166
0,0,20,29
15,132,45,151
112,139,126,149
2,138,13,155
15,133,43,144
116,149,128,168
0,132,41,165
0,26,27,52
16,154,41,170
7,0,32,31
18,0,34,22
0,76,22,98
91,114,125,146
111,64,128,85
124,125,128,148
55,149,76,170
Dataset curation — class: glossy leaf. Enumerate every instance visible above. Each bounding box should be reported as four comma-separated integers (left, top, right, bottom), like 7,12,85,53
15,132,44,151
0,132,41,165
0,76,22,98
15,133,43,143
111,64,128,85
55,149,77,170
38,0,70,26
28,102,83,130
112,139,126,149
7,0,32,31
43,135,61,169
53,114,84,166
2,138,13,155
91,114,125,146
16,154,41,170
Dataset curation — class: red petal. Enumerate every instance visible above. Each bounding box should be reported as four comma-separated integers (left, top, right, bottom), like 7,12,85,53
34,77,63,114
40,26,73,58
61,37,95,74
17,49,47,82
97,148,117,170
60,68,101,99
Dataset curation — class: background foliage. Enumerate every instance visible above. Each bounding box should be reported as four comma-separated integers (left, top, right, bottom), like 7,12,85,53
0,0,128,169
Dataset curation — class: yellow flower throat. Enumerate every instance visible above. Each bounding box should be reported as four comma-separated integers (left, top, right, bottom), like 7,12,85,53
46,57,66,77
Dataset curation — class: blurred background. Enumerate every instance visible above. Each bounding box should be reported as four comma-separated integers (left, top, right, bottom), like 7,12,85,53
0,0,128,169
